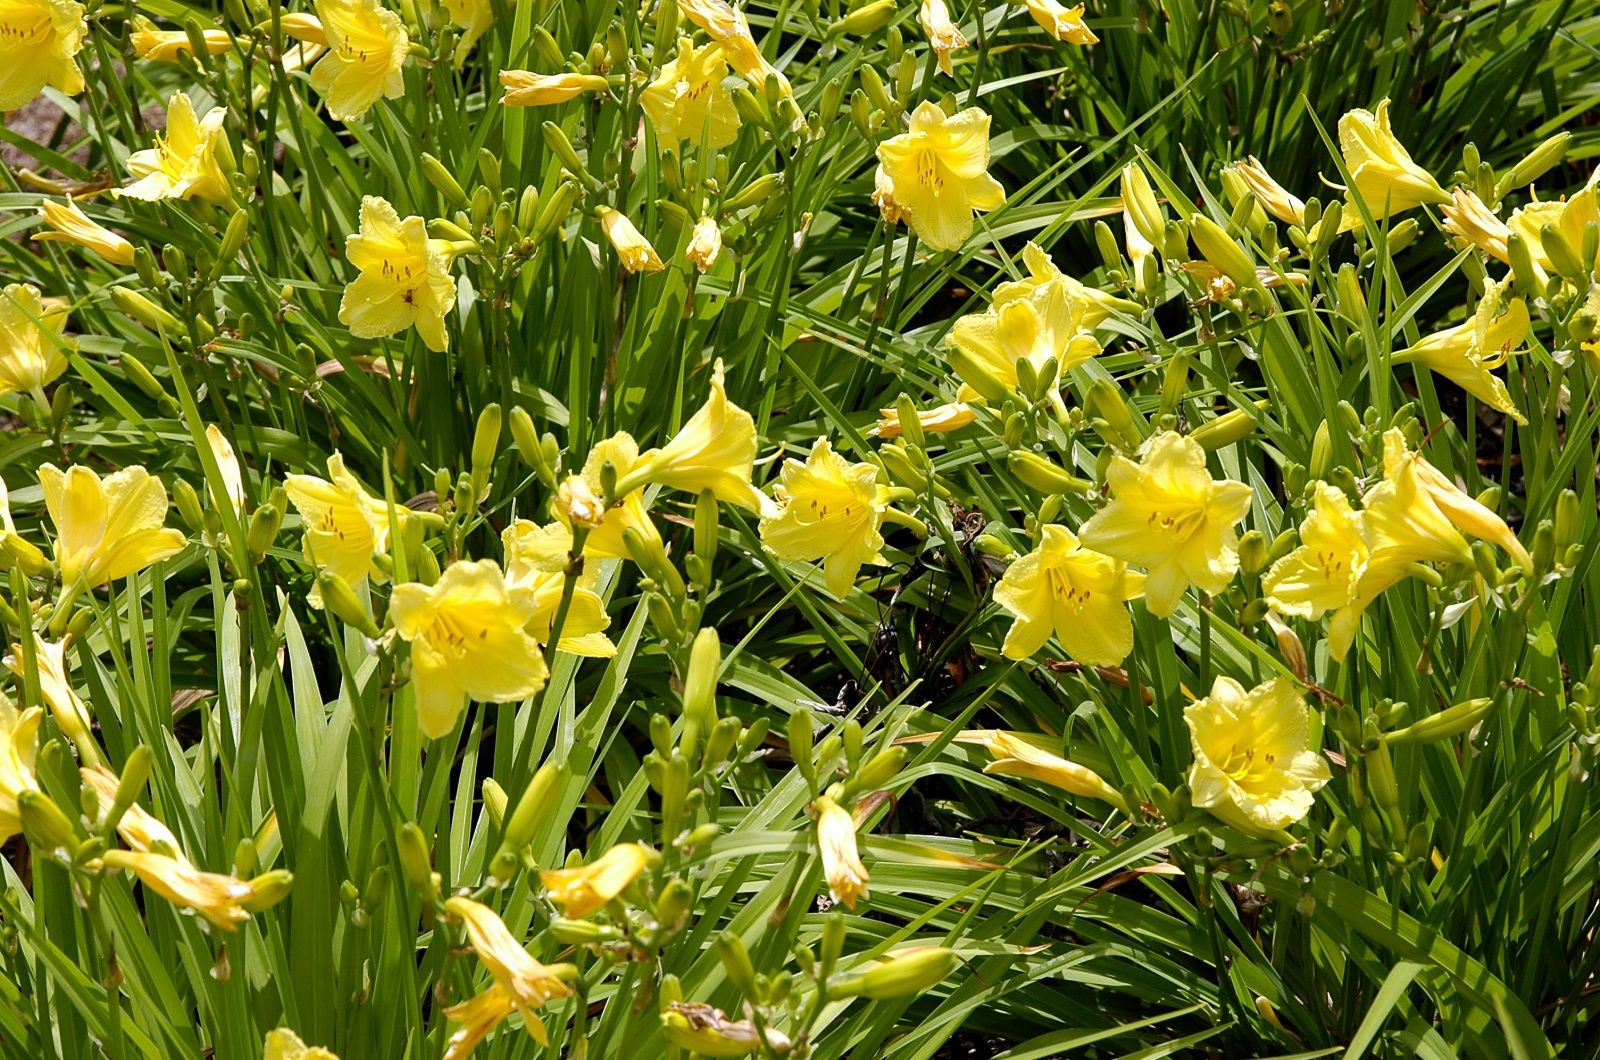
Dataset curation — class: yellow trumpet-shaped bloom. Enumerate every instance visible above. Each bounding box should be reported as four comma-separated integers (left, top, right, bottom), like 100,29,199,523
1185,676,1330,836
1079,431,1254,617
499,70,609,107
1023,0,1098,44
919,0,966,76
438,0,493,56
10,634,92,755
33,199,135,265
1383,429,1531,575
263,1028,339,1060
1337,99,1449,225
1262,483,1369,621
1394,281,1529,424
1225,157,1304,226
390,560,550,739
101,849,254,931
284,452,405,599
130,17,231,60
540,842,653,919
119,92,233,205
340,195,457,352
1506,170,1600,281
502,520,616,658
597,207,665,274
641,39,740,149
444,984,521,1058
958,730,1123,806
678,0,793,107
306,0,407,121
993,524,1143,666
1441,187,1510,262
39,462,187,589
871,401,975,438
444,897,573,1041
628,359,772,514
948,252,1104,398
0,0,84,110
0,693,42,848
759,438,890,598
80,765,187,859
0,283,70,399
873,102,1005,252
813,795,869,909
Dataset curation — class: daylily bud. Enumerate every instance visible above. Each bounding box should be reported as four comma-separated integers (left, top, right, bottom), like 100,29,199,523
832,947,959,999
834,0,896,35
103,746,154,838
19,789,79,855
316,571,379,637
846,747,905,797
246,503,282,560
1087,380,1138,446
471,403,503,480
499,760,563,857
111,287,183,335
682,627,721,751
1121,164,1165,249
397,822,438,904
1555,489,1580,552
716,931,759,995
1007,450,1092,495
213,209,250,283
1189,214,1258,291
420,153,467,207
1189,400,1268,451
540,122,595,188
550,917,619,945
725,173,785,212
242,869,295,911
1496,132,1570,200
1386,697,1495,744
788,710,815,785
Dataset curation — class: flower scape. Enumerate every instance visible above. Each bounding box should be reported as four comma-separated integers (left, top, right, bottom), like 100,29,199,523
1,0,1599,1057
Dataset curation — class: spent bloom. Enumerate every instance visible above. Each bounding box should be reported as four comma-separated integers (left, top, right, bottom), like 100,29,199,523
918,0,966,76
871,401,975,438
130,16,230,60
80,766,186,858
1185,676,1331,835
39,463,187,589
597,207,666,274
0,283,70,400
1441,187,1510,262
118,91,233,205
1023,0,1098,44
759,438,890,598
389,560,549,739
873,102,1005,252
0,0,85,110
627,359,772,514
301,0,408,121
205,424,247,513
444,896,574,1043
1337,99,1449,223
33,199,135,265
685,216,723,272
1225,157,1305,226
993,524,1143,666
541,843,653,919
1080,432,1254,617
814,794,869,909
284,452,406,600
499,70,609,107
101,849,254,931
640,39,740,149
340,195,458,352
960,730,1124,807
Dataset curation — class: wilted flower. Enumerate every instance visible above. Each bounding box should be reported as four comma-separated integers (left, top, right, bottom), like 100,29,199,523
641,39,740,149
80,766,186,858
540,842,653,918
960,730,1124,806
759,438,890,598
304,0,408,121
1441,187,1510,262
1337,99,1449,223
389,560,549,738
871,401,975,438
444,896,574,1040
1080,432,1254,617
874,102,1005,252
205,424,247,513
993,524,1143,666
39,463,187,589
597,207,665,274
1185,676,1330,835
1023,0,1098,44
685,216,723,272
130,16,230,60
627,359,772,514
0,0,85,110
499,70,610,107
118,92,234,205
0,283,70,400
1226,157,1304,226
102,849,254,931
33,199,135,265
339,195,457,352
663,1001,792,1056
813,795,868,909
919,0,967,76
284,452,406,600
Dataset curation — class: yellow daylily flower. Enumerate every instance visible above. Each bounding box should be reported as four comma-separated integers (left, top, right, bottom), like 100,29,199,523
340,195,457,352
539,842,653,918
283,452,405,598
1394,281,1529,424
1506,170,1600,281
306,0,407,121
444,896,574,1044
499,70,609,107
263,1027,339,1060
0,283,70,400
677,0,794,107
993,524,1143,666
1185,676,1330,836
444,984,521,1058
1079,431,1254,617
101,849,254,931
759,438,889,598
948,255,1104,399
80,765,186,859
118,91,233,205
627,359,772,514
550,433,663,561
39,463,187,589
1441,187,1510,262
1383,429,1531,575
958,729,1124,806
813,794,869,910
873,102,1005,252
10,634,92,755
596,207,666,274
1225,157,1304,226
1262,483,1369,621
0,693,42,848
33,199,135,265
1015,242,1139,327
1337,99,1449,225
438,0,493,56
502,520,616,658
641,39,740,149
1023,0,1098,44
0,0,84,110
685,216,723,272
205,424,247,513
390,560,550,739
918,0,966,76
130,16,231,60
871,401,975,438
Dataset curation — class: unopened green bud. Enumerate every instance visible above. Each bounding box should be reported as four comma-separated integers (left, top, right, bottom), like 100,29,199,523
245,503,282,559
19,790,78,855
1554,489,1580,550
847,747,904,796
550,917,619,945
833,0,895,35
1008,450,1092,495
111,287,184,336
420,152,467,206
1087,380,1138,444
1496,132,1570,199
316,571,379,637
1386,217,1420,253
682,627,721,745
172,479,206,534
724,173,785,213
716,931,759,995
1507,233,1542,297
499,760,563,858
214,209,250,281
397,822,438,903
1542,223,1585,281
832,947,959,999
859,64,893,113
1238,530,1268,576
1190,400,1268,451
1190,213,1258,290
655,877,693,929
532,179,582,242
470,403,503,480
242,869,295,912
